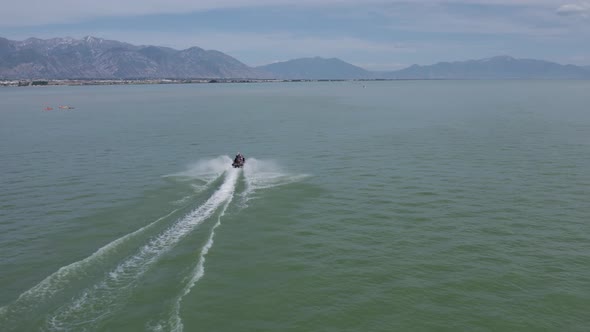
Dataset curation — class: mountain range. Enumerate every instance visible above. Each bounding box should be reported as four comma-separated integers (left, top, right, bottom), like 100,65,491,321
1,36,589,80
383,55,590,79
0,36,265,79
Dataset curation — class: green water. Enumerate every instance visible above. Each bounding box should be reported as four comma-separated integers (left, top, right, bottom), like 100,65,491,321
1,81,589,331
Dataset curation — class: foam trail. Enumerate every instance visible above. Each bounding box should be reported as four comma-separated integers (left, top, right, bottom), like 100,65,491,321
0,208,179,325
165,156,232,188
242,158,309,204
46,169,239,331
151,159,308,331
160,189,234,332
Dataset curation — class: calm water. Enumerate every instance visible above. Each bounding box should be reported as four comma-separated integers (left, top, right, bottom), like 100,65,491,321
1,81,589,331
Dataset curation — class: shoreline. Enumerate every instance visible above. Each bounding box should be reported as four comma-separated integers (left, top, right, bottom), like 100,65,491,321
0,78,393,87
3,78,586,87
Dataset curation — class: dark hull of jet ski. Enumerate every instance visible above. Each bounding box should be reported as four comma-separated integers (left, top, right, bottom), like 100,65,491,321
232,161,245,168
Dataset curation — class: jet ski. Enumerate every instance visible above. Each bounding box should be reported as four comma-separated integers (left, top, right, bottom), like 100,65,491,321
232,154,245,168
232,159,245,168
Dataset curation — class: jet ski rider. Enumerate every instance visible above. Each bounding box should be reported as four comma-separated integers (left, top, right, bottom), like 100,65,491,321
234,152,245,165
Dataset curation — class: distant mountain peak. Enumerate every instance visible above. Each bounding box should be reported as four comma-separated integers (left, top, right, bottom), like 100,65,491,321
83,36,103,44
257,56,372,79
182,46,206,52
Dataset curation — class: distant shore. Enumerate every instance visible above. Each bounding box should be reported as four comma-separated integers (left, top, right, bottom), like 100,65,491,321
0,78,388,87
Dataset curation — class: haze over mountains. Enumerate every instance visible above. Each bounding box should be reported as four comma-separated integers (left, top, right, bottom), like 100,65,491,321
1,36,589,80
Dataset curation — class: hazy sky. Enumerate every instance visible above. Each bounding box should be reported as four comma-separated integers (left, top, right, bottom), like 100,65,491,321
2,0,589,70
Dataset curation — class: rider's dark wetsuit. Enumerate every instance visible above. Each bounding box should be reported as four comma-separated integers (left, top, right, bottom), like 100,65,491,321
234,154,245,165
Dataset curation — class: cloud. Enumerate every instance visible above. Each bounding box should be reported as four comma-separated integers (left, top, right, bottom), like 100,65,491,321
397,14,568,38
1,0,306,26
556,2,590,16
0,0,567,27
376,2,571,39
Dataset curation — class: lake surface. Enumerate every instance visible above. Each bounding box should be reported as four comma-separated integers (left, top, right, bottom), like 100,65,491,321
1,81,589,331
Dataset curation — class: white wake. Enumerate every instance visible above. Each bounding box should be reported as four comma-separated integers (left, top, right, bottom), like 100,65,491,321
46,169,239,331
151,193,234,332
1,156,307,332
242,158,309,204
165,156,232,192
151,157,309,331
0,208,179,327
